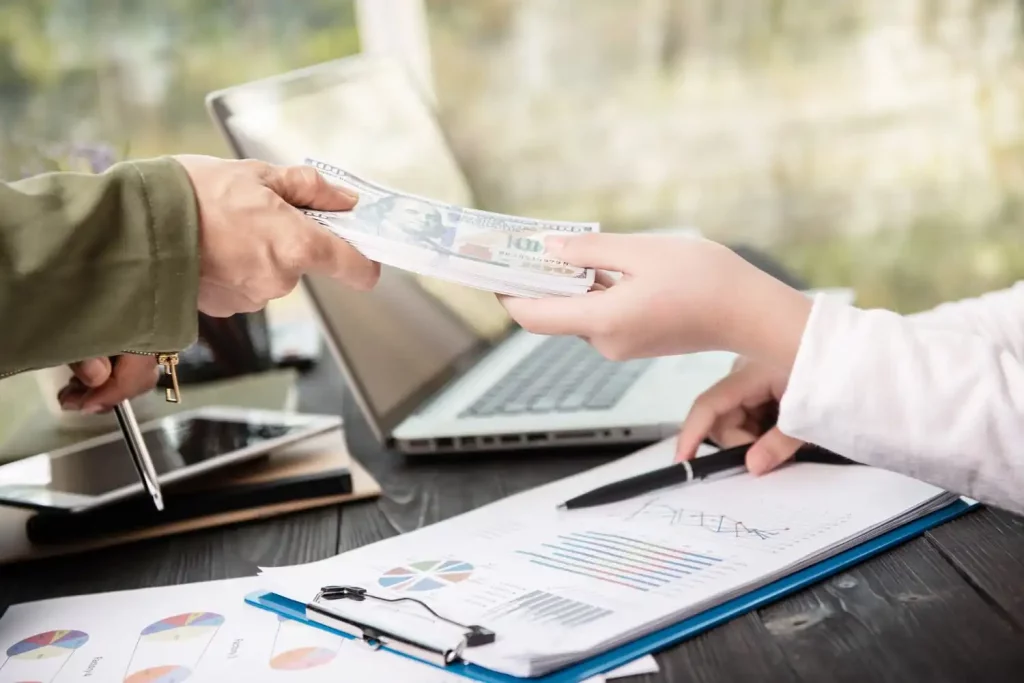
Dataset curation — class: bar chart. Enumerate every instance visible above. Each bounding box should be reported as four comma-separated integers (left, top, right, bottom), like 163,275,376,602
485,590,613,629
515,530,724,591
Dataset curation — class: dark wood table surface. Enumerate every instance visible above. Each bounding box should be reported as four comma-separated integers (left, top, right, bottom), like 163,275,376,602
2,250,1024,681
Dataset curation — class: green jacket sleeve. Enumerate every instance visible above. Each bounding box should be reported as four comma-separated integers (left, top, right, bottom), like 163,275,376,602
0,157,200,376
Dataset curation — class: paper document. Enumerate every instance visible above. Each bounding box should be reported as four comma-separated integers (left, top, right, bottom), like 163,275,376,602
301,159,598,298
261,438,956,678
0,577,465,683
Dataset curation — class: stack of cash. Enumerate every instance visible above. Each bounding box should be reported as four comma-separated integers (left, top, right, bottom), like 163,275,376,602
301,159,598,298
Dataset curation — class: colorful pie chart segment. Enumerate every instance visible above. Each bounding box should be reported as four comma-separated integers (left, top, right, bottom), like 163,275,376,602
140,613,224,642
123,664,191,683
378,559,474,592
269,646,336,670
6,630,89,659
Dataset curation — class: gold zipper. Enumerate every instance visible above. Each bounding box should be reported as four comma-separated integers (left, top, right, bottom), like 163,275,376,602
123,351,181,403
158,353,181,403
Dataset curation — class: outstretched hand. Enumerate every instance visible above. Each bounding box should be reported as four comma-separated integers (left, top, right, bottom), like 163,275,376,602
174,155,381,318
499,233,812,370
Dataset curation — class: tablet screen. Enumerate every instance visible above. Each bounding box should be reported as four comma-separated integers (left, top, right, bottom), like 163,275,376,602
0,416,302,499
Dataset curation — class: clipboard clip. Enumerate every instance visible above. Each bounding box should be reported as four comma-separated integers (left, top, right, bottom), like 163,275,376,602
305,585,495,667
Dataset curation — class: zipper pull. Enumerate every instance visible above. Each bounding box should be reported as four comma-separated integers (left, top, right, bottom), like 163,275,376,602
157,353,181,403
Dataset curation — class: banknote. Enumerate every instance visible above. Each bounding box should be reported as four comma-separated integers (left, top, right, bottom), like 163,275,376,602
301,159,598,296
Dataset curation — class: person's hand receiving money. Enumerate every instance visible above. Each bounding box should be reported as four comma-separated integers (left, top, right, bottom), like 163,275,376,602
499,233,812,369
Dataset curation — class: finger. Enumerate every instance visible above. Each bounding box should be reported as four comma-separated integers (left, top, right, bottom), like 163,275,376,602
499,289,611,337
708,418,760,450
197,285,264,318
675,370,777,461
299,222,381,290
746,427,803,475
69,357,112,388
80,355,160,412
58,379,89,411
262,164,358,211
548,233,648,274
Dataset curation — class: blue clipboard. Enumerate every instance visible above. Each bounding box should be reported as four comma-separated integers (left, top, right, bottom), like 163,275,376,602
246,498,976,683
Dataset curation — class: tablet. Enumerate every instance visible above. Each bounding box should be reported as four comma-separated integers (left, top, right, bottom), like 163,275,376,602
0,407,340,512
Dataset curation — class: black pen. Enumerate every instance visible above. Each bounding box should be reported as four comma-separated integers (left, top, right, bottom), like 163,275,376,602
557,442,853,510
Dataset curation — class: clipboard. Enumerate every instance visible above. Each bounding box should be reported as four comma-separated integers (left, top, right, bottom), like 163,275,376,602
245,497,977,683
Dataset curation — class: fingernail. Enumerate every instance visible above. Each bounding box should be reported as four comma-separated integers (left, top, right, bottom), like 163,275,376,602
339,187,359,203
81,404,103,415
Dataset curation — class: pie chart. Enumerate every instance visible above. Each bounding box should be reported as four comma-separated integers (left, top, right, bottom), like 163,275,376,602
140,613,224,642
123,664,191,683
378,560,474,592
6,630,89,659
269,646,336,670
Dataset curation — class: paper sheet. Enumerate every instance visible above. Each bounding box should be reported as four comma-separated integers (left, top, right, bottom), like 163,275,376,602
0,577,464,683
260,438,952,677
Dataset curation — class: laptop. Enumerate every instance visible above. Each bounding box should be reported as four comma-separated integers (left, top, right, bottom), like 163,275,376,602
205,55,738,454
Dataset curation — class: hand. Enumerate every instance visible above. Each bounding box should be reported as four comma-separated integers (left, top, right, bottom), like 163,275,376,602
499,233,812,369
675,357,805,475
57,355,160,414
173,155,381,317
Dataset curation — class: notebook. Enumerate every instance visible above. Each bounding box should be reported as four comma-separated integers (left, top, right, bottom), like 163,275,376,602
254,438,970,680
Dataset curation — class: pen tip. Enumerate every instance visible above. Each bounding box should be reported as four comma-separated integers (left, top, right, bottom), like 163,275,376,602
556,503,567,510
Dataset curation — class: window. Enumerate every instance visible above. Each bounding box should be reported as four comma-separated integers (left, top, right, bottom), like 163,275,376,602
0,0,360,176
423,0,1024,312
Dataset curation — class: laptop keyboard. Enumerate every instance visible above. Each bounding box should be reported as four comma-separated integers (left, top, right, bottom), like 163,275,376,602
460,336,653,418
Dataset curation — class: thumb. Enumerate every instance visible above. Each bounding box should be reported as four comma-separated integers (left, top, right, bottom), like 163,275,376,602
547,233,645,274
263,164,359,211
70,357,112,388
746,427,803,476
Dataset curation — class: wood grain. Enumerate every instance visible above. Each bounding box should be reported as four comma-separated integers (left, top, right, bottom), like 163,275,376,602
925,507,1024,630
655,613,802,683
758,535,1024,683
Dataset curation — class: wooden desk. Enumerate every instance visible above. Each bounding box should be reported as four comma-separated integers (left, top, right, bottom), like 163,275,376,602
2,252,1024,681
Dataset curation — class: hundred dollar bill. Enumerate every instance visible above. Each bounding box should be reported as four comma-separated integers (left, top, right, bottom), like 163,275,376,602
301,159,598,290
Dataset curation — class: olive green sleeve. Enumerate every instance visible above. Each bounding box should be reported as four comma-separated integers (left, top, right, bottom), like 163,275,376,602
0,157,200,376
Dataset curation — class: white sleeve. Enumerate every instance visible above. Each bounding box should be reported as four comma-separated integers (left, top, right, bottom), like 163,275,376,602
906,281,1024,359
777,294,1024,516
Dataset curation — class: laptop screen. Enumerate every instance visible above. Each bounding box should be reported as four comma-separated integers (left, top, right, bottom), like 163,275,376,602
206,56,515,438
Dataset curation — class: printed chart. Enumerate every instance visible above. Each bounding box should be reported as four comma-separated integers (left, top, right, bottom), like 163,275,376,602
124,664,191,683
623,500,788,540
124,612,224,683
485,590,612,629
516,531,724,591
268,614,341,671
0,629,89,683
378,560,474,592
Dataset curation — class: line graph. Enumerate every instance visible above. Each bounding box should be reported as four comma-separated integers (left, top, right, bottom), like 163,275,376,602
623,499,789,540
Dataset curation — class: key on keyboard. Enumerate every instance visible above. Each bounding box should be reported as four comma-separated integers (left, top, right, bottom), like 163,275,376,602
460,337,653,418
